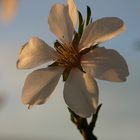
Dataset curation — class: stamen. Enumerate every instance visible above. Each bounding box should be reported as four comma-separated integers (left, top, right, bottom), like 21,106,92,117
53,41,81,67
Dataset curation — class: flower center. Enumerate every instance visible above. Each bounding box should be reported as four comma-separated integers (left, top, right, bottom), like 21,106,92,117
54,41,80,68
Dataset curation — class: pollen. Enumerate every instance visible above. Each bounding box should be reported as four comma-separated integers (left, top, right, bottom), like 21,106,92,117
54,41,80,67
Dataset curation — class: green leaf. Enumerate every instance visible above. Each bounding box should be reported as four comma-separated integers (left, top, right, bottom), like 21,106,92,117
86,6,92,26
78,11,83,28
77,64,86,73
79,47,91,56
89,104,102,131
80,44,99,56
63,67,72,81
78,11,84,38
72,32,80,48
90,44,99,50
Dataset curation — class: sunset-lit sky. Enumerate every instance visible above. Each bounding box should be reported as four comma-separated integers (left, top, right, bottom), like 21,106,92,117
0,0,140,140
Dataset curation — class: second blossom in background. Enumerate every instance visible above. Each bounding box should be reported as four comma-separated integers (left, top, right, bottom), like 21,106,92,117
0,0,18,22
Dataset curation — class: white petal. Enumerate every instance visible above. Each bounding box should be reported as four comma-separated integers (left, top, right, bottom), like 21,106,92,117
22,67,63,106
48,3,74,45
67,0,77,28
81,47,129,82
64,68,98,118
17,37,56,69
79,17,126,50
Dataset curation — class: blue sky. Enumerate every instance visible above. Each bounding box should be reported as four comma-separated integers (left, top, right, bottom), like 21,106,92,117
0,0,140,140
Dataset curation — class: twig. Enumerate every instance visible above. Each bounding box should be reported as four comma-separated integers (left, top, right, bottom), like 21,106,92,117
68,104,102,140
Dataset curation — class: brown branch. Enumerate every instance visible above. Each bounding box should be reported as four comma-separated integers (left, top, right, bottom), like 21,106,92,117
68,104,102,140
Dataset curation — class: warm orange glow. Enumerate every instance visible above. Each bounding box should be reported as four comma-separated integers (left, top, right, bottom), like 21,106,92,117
0,0,18,22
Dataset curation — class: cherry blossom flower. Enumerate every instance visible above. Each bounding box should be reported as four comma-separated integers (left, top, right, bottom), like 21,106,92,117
0,0,17,22
17,0,129,118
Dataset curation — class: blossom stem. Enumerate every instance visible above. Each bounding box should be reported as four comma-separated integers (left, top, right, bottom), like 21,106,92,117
68,104,102,140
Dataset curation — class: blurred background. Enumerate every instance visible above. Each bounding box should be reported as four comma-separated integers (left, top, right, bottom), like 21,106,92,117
0,0,140,140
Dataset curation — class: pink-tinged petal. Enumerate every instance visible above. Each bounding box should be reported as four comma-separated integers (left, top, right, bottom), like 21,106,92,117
48,3,74,45
81,47,129,82
22,67,63,106
67,0,77,28
64,68,98,118
0,0,18,22
17,37,56,69
79,17,126,50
